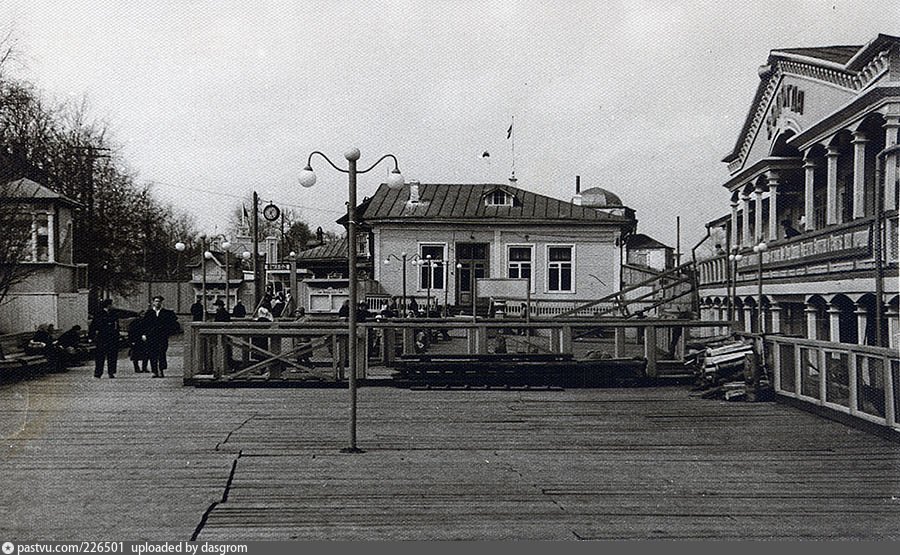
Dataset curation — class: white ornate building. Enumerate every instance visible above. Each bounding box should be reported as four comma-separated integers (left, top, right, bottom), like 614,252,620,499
696,34,899,347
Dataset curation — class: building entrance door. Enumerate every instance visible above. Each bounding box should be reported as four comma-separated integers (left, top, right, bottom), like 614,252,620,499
456,243,488,313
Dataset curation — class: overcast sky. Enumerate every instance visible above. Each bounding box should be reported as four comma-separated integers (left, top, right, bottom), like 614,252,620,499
1,1,896,249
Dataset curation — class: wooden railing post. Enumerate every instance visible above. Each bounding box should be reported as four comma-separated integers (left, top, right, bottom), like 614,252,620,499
615,327,626,358
403,328,416,355
182,322,196,384
269,329,282,380
331,333,342,380
561,325,572,354
885,356,896,429
213,333,226,379
356,328,367,379
383,327,396,364
645,325,658,378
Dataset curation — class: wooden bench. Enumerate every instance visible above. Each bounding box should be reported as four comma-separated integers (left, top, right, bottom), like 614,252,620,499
0,332,51,373
393,353,578,387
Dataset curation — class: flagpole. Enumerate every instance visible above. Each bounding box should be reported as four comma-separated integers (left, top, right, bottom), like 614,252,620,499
508,116,516,181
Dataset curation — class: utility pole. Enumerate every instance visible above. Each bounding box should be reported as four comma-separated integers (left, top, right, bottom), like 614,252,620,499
252,191,262,309
71,145,110,313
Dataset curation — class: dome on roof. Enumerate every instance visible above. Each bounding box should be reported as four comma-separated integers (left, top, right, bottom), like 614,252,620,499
579,186,622,208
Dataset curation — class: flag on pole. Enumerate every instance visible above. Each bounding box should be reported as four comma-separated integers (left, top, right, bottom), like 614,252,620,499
507,123,513,139
242,203,249,229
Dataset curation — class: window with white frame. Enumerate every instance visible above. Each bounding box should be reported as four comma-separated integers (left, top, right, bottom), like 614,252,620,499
547,245,573,292
485,189,513,206
419,244,445,289
507,245,533,285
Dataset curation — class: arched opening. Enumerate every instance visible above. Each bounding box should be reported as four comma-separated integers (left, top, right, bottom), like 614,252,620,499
805,144,828,230
857,114,887,218
831,131,854,225
744,296,759,333
771,130,800,158
829,294,857,344
733,297,745,332
807,295,829,341
760,295,772,334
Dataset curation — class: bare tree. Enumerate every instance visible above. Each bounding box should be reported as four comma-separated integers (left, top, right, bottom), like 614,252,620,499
0,180,41,306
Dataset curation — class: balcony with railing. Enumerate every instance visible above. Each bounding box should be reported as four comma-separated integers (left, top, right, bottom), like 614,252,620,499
696,213,898,288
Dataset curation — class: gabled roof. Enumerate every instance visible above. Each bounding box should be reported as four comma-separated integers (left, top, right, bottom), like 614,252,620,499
296,238,347,261
0,177,81,207
356,183,633,225
771,45,860,66
723,34,899,166
625,233,671,250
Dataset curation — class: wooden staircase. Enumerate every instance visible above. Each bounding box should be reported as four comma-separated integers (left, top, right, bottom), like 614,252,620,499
553,261,698,320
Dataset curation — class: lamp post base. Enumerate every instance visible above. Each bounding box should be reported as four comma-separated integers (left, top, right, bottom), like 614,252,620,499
340,446,366,454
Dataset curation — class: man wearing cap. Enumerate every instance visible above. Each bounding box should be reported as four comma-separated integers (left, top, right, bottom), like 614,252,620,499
213,299,231,322
89,298,120,378
142,295,179,378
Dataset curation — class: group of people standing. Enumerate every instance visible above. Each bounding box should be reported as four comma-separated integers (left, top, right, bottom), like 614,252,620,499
89,295,179,378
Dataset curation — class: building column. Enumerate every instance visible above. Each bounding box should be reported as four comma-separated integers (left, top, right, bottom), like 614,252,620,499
826,146,839,225
887,306,899,349
885,114,900,212
47,212,55,263
828,304,842,343
805,304,819,340
754,186,764,243
743,306,753,333
855,302,869,346
767,172,780,241
741,192,751,248
770,301,782,334
804,158,817,231
852,131,868,219
730,200,739,248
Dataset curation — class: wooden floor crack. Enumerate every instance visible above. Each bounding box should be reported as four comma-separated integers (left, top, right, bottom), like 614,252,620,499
192,450,242,540
215,415,256,451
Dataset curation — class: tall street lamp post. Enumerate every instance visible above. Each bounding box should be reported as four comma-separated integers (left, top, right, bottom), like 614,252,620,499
212,235,232,310
753,240,768,333
175,238,211,321
299,148,404,453
420,255,435,316
241,250,252,310
727,248,743,331
288,251,298,314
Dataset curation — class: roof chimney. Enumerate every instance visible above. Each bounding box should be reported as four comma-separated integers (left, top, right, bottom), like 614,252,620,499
408,180,420,203
572,175,583,206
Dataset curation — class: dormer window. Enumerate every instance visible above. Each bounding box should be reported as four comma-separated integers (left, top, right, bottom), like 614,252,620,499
485,189,514,206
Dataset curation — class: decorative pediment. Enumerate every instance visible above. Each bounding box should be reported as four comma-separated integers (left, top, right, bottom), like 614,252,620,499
724,35,896,175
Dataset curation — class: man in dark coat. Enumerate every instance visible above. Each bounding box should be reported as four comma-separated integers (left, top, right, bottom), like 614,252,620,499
190,299,204,322
143,295,179,378
127,315,150,373
213,299,231,322
89,299,120,378
231,300,247,318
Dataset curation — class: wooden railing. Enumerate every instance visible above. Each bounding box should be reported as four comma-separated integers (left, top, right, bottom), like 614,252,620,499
182,318,731,385
696,217,889,287
766,334,899,433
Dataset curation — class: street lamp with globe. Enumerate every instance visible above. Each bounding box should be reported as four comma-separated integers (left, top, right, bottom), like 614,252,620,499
298,147,404,453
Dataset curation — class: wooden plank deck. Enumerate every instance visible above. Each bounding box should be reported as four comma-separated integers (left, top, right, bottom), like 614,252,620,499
1,338,899,540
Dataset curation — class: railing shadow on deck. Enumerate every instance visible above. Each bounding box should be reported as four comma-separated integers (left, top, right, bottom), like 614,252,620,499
182,318,733,387
764,334,900,435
